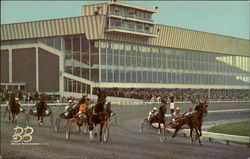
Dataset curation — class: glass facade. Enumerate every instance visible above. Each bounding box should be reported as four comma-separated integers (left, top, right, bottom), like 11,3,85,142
99,40,249,86
2,35,249,91
64,77,90,94
63,35,99,82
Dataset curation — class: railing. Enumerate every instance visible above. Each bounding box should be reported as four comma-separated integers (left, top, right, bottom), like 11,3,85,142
151,123,250,147
109,12,153,22
106,25,154,35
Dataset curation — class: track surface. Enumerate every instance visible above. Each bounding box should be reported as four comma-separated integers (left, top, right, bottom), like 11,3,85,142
1,102,249,159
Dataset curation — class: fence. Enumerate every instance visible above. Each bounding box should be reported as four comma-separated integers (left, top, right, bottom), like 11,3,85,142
151,123,250,147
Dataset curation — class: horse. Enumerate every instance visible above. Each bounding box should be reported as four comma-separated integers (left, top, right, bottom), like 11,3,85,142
86,90,109,142
149,102,167,133
172,101,208,146
6,94,20,123
36,98,47,126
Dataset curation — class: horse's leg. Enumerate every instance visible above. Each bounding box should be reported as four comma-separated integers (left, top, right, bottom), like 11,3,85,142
88,122,94,141
12,114,15,123
15,114,17,122
77,119,82,133
198,124,202,137
8,112,11,121
172,124,181,137
195,127,202,146
172,120,184,137
100,123,104,142
189,127,193,143
41,116,43,124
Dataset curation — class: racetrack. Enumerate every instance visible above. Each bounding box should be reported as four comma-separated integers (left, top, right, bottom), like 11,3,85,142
1,102,249,159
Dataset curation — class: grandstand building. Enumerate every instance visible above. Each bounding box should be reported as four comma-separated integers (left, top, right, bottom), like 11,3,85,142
1,2,249,98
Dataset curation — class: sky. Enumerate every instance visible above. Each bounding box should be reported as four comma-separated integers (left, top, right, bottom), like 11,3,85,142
1,1,249,39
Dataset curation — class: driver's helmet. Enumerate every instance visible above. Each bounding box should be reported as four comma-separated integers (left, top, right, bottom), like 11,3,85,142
176,107,181,112
68,100,73,103
153,107,157,111
15,97,19,101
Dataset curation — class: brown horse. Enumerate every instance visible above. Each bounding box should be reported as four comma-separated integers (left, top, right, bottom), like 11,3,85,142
172,102,208,146
6,94,20,123
150,103,167,131
87,89,109,142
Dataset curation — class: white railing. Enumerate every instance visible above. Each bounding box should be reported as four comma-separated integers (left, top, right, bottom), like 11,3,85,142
151,123,250,147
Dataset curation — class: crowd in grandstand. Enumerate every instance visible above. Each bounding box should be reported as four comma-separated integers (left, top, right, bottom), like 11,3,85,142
1,88,249,104
99,88,250,102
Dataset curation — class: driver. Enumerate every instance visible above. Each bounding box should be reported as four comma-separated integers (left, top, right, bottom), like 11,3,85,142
147,107,158,121
76,96,90,119
64,100,74,118
172,107,182,122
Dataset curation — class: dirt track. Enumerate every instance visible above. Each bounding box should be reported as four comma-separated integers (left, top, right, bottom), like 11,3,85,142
1,102,249,159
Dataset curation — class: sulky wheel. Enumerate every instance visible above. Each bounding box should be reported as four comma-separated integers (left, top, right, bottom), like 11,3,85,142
139,120,144,134
103,125,109,143
65,123,71,140
50,112,54,126
83,123,89,134
25,113,30,125
113,115,117,126
54,118,61,133
159,124,166,143
190,129,198,144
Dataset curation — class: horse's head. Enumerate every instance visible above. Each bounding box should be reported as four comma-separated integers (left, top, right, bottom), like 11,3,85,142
195,101,208,116
79,95,87,105
97,89,107,105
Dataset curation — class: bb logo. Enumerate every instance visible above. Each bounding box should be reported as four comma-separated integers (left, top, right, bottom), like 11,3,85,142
12,125,33,143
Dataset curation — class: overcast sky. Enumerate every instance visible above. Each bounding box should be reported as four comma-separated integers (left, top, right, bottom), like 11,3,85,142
1,1,249,39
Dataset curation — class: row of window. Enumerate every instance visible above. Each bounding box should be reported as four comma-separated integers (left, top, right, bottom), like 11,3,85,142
64,77,90,93
109,5,153,21
107,18,153,34
100,41,249,74
101,69,248,85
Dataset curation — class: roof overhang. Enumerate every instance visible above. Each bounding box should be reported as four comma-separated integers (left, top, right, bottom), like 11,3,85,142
105,29,158,38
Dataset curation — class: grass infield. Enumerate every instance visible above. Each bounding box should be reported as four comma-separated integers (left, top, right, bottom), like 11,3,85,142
207,120,250,137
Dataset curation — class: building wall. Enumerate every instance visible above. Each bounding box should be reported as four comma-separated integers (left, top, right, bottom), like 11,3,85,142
12,48,36,91
0,50,9,83
38,48,59,92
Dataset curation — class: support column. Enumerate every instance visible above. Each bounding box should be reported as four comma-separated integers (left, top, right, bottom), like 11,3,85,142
35,47,39,92
9,48,12,83
90,85,93,99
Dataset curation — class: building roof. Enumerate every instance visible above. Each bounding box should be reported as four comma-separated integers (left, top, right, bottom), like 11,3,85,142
1,15,249,57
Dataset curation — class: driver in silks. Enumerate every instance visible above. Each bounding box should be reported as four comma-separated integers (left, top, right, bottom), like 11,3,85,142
147,107,158,121
63,100,74,118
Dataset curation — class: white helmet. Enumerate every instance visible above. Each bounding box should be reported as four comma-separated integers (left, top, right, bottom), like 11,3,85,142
68,100,73,103
153,107,157,111
15,97,19,101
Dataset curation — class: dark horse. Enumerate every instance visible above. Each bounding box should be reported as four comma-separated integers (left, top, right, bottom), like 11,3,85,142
36,97,47,126
172,102,208,146
86,90,109,142
150,102,167,132
6,94,20,122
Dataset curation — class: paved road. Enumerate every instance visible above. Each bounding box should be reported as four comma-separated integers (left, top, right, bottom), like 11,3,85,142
1,102,249,159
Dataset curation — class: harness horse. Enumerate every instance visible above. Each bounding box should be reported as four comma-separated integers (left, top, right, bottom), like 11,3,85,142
87,92,110,142
64,91,112,142
26,97,53,126
55,96,88,134
160,102,208,145
4,94,24,123
139,103,167,142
